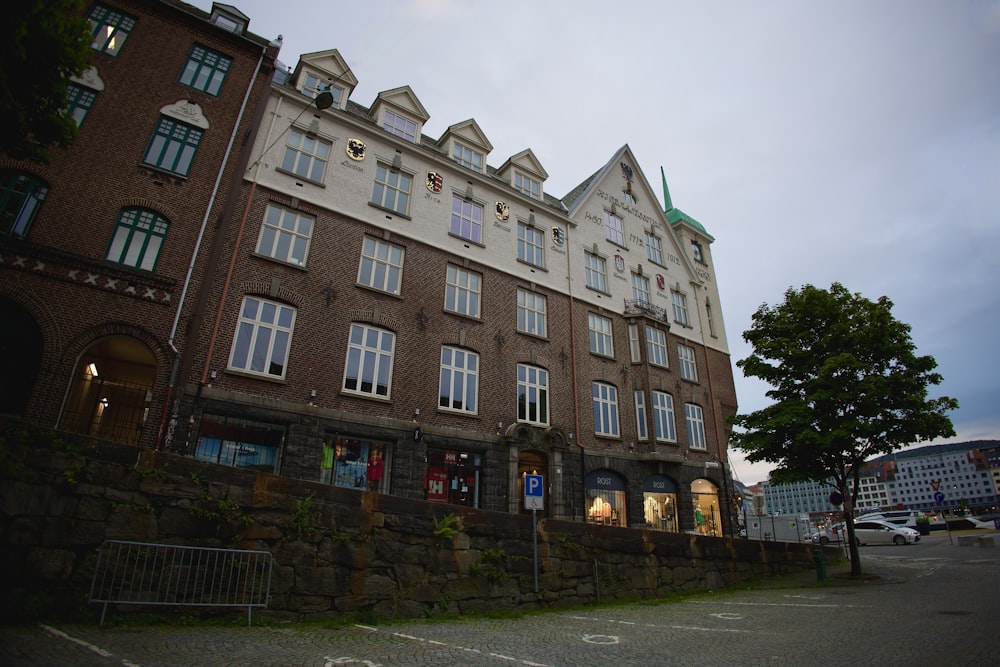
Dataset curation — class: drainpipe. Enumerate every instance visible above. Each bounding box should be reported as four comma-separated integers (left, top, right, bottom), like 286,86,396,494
155,45,270,450
564,220,586,522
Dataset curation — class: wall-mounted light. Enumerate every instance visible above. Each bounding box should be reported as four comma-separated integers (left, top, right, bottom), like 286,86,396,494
210,369,217,380
310,389,317,398
414,408,420,416
87,363,99,377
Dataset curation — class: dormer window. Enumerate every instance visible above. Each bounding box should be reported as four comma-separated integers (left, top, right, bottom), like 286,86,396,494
452,142,484,173
209,6,247,34
383,109,417,142
514,171,541,200
302,72,343,108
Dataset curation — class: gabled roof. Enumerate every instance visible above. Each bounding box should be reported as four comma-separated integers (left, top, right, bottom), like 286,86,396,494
292,49,358,90
436,119,493,153
371,85,430,122
497,148,548,180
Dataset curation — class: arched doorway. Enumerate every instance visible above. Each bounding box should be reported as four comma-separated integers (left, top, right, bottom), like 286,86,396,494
585,469,627,526
691,478,722,537
516,450,548,516
0,297,43,417
61,335,156,446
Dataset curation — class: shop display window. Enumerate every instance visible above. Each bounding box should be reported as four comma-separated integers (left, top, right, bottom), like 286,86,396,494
425,448,481,507
322,434,387,492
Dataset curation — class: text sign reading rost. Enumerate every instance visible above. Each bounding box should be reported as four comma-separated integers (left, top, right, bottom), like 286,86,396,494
524,474,544,510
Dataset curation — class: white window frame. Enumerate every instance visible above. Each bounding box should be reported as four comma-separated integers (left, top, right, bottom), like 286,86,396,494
652,391,677,442
514,171,541,200
371,163,412,215
604,210,625,246
343,323,396,398
584,250,608,293
645,326,669,368
256,203,313,267
439,346,479,414
382,109,417,142
281,129,331,184
444,264,482,318
450,194,484,244
452,142,483,172
301,71,344,107
517,221,545,268
635,390,648,441
685,403,707,450
632,273,651,305
517,364,550,426
678,344,698,381
228,296,296,379
588,313,614,357
357,235,404,295
672,290,689,326
592,382,620,438
628,322,641,363
517,288,547,338
645,231,664,265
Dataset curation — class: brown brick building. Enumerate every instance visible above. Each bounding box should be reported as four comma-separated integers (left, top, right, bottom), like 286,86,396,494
0,2,278,447
168,48,740,535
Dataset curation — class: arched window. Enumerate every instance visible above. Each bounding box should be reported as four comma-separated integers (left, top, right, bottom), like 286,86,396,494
691,478,722,537
585,469,627,526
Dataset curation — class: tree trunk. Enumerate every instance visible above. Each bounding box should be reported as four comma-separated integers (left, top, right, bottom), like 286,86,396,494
843,485,862,577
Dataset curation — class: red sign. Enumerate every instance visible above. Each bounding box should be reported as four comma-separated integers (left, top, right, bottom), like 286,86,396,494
426,468,448,503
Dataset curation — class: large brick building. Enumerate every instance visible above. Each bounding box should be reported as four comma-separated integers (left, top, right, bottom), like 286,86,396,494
0,2,278,448
168,48,740,535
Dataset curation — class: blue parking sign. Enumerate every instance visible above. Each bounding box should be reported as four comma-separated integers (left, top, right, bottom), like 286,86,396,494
524,473,544,510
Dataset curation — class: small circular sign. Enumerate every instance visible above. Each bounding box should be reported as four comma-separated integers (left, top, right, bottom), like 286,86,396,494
934,491,945,504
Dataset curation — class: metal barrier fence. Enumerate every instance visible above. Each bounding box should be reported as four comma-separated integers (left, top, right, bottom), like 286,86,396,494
89,540,273,626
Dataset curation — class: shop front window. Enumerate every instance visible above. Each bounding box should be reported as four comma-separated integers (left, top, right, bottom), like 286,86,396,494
195,415,284,473
425,448,481,507
691,478,722,536
585,469,626,526
322,434,388,492
642,474,679,532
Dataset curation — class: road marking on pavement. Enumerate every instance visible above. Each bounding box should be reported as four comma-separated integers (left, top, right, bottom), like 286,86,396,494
567,615,750,633
354,625,557,666
324,658,382,666
40,625,115,659
582,634,619,644
690,600,872,608
711,613,744,620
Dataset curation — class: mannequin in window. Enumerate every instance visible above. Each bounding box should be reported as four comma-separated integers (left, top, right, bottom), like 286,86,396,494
367,452,383,491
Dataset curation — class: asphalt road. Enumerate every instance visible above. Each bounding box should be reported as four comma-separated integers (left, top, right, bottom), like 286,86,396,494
2,531,998,667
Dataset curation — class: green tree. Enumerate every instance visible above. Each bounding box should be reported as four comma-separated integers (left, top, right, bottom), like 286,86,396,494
0,0,91,164
729,283,957,576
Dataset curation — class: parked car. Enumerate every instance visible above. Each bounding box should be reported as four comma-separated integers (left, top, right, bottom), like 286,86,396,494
852,519,920,545
811,523,846,545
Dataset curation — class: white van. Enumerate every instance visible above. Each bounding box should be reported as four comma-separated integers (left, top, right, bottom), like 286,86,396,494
856,510,919,527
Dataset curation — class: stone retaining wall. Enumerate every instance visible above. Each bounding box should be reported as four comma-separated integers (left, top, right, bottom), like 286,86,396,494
0,425,814,622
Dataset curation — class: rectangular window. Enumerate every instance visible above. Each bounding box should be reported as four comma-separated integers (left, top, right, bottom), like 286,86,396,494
452,143,483,172
1,171,48,238
584,251,607,292
635,390,648,441
343,323,395,398
588,313,614,357
195,415,284,474
444,264,482,318
66,83,96,126
632,273,651,305
256,204,313,267
302,72,343,106
645,232,664,265
281,129,330,183
228,296,296,379
383,109,416,142
439,346,479,414
88,4,136,56
450,195,483,243
652,391,676,442
179,45,232,96
672,290,689,326
517,222,544,267
517,364,549,426
105,208,168,271
706,299,717,337
514,172,541,200
517,288,547,337
593,382,620,437
645,326,668,368
371,163,412,215
686,403,707,450
142,117,202,177
628,323,641,363
604,210,625,245
678,344,698,381
357,235,404,295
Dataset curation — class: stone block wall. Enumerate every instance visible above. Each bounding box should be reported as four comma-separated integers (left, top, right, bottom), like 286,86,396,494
0,424,815,622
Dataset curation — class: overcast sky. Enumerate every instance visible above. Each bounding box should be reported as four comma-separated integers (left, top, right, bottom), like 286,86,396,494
197,0,1000,485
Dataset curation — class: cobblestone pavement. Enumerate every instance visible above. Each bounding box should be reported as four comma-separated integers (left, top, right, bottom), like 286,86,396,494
3,532,999,667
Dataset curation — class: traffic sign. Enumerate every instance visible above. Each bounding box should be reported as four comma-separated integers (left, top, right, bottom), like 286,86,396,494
524,473,544,510
933,491,945,504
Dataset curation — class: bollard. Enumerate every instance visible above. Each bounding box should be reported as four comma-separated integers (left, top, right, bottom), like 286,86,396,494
813,547,827,582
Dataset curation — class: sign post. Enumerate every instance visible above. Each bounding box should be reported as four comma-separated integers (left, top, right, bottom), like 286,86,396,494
524,473,544,593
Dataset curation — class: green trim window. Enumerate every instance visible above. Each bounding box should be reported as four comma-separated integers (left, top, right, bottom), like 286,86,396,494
66,83,97,127
179,45,232,96
105,208,168,271
88,4,136,56
0,171,48,238
142,117,203,177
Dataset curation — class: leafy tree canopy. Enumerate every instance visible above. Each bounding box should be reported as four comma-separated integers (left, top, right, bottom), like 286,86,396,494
0,0,91,164
729,282,958,494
